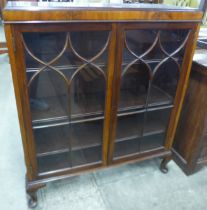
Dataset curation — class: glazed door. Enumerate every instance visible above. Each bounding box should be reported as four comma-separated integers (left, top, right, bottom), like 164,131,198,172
19,24,113,177
110,24,192,162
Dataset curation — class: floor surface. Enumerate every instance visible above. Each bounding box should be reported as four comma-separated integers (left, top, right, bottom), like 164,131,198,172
0,27,207,210
0,24,6,42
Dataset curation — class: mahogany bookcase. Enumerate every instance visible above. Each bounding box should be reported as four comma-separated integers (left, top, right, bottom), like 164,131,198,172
3,1,205,208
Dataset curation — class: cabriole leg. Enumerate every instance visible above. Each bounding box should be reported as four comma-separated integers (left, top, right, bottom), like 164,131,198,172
26,178,46,208
27,190,37,208
160,156,172,174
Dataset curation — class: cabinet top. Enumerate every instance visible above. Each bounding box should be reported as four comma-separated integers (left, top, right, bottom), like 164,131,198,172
3,1,204,23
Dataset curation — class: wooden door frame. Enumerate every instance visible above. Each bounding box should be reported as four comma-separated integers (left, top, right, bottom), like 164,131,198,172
107,22,200,164
6,22,117,180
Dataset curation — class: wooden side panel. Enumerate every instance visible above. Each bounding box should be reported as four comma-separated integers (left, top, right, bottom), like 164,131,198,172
173,62,207,174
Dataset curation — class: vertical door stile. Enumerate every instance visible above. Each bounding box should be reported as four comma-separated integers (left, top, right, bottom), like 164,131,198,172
164,24,201,150
102,23,117,165
107,23,125,164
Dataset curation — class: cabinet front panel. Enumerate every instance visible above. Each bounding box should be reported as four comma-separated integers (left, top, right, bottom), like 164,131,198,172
22,28,111,175
113,27,190,161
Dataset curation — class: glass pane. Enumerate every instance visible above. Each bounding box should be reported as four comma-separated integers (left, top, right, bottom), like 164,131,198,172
140,133,165,152
114,114,144,158
123,29,159,63
159,29,189,55
119,62,150,113
113,28,189,160
140,108,171,152
23,30,110,174
149,60,180,102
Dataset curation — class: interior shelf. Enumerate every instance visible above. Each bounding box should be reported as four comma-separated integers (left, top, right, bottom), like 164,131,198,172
26,56,182,73
35,121,103,157
32,84,173,128
113,108,171,159
37,146,102,174
118,85,172,113
35,107,170,158
37,132,166,174
116,113,167,142
32,92,105,128
114,133,165,159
